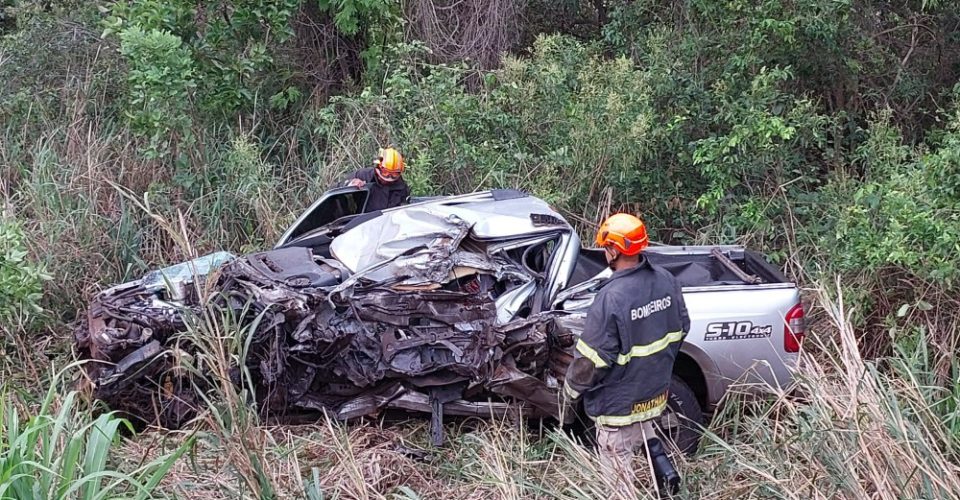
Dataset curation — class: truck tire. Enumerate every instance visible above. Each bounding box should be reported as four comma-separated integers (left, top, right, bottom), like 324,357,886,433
661,375,704,456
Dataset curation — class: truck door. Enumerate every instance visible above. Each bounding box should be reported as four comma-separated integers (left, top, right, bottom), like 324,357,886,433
274,187,369,248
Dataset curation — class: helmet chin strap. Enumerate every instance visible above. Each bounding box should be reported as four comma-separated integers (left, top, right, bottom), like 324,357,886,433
606,247,641,272
604,247,620,271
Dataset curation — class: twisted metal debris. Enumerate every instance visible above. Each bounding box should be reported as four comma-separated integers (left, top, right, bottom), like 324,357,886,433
75,222,575,444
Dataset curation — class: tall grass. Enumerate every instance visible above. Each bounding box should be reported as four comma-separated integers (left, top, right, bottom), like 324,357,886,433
7,123,960,497
177,303,288,499
118,197,303,499
104,280,959,500
0,366,190,500
40,184,956,499
4,8,960,499
684,281,960,499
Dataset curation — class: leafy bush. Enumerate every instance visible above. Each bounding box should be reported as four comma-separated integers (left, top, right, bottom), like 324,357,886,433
605,0,960,138
106,0,300,159
308,31,844,247
312,36,669,231
0,4,122,145
822,108,960,285
118,26,195,160
797,103,960,358
0,218,49,327
107,0,300,111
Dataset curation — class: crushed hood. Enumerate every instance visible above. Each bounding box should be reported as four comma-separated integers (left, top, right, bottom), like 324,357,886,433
331,195,567,273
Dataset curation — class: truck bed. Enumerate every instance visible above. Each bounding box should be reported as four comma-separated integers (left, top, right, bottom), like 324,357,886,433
560,244,802,411
569,245,789,288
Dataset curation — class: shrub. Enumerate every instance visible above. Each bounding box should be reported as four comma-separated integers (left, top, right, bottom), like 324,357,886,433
0,217,49,328
814,105,960,286
311,36,667,232
107,0,300,115
118,26,195,160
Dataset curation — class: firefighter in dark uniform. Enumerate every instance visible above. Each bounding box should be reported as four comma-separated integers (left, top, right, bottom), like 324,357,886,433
563,213,690,497
346,147,410,212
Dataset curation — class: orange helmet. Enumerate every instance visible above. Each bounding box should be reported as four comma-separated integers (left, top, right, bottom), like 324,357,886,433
595,213,649,256
375,147,404,182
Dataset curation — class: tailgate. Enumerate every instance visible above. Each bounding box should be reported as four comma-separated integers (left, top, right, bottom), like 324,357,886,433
681,283,802,406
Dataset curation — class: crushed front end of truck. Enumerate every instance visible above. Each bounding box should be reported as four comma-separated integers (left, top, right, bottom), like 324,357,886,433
74,207,575,444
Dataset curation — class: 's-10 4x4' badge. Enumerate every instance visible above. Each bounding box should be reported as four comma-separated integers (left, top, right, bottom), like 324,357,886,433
704,321,773,341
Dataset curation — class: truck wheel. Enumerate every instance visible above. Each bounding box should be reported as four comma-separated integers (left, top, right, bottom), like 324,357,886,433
660,375,704,456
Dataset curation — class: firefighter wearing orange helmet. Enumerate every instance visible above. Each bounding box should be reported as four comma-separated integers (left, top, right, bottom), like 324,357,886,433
346,147,410,212
564,213,690,497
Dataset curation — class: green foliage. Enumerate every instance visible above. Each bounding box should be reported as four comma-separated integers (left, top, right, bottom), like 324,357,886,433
313,33,832,244
106,0,300,155
607,0,959,138
315,0,403,77
690,66,829,217
269,86,302,111
890,326,960,446
3,0,960,495
0,3,119,118
210,135,282,249
119,25,196,159
822,109,960,285
172,293,280,497
314,36,668,230
0,1,94,35
599,1,848,244
0,369,190,500
317,0,398,36
0,218,49,327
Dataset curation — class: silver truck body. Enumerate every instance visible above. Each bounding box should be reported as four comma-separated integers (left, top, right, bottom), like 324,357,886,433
280,188,804,411
555,247,801,411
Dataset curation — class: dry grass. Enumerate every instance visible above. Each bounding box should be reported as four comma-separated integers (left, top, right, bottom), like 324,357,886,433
3,10,959,499
685,280,960,500
94,278,960,500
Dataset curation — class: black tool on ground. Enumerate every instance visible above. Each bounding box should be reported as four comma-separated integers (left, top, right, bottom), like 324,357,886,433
646,437,681,497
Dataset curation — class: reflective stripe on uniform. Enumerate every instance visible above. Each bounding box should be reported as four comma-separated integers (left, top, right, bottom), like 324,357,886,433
592,394,668,426
563,383,581,400
575,339,609,368
614,330,684,365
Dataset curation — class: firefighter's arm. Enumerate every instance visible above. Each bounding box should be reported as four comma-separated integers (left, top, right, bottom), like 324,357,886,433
346,169,366,187
341,168,369,188
563,294,621,400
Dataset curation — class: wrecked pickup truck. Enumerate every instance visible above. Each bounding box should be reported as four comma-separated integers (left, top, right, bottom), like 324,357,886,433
74,188,804,450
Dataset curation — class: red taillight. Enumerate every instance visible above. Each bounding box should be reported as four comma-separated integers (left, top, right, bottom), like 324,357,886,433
784,303,805,353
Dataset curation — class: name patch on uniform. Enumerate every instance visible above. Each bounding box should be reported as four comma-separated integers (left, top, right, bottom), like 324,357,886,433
630,295,672,321
632,393,667,415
